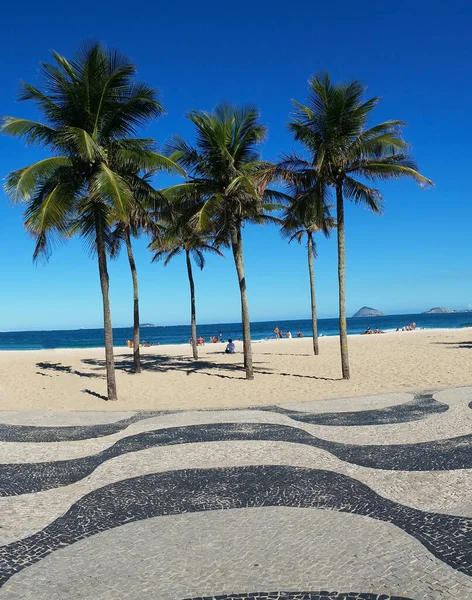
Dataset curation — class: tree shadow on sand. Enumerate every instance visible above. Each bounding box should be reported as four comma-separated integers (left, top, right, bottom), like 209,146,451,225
36,361,104,379
434,341,472,349
81,354,340,382
82,388,108,401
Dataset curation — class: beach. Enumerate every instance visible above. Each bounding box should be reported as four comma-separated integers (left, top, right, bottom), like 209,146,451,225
0,327,469,412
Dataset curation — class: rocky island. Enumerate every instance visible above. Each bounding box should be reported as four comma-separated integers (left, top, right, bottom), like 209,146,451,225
422,307,454,314
352,306,385,318
139,323,156,328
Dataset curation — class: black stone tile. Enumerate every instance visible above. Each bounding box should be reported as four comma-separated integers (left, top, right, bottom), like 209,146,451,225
0,465,470,588
0,411,165,442
182,594,413,600
0,391,451,443
2,418,472,497
266,393,447,427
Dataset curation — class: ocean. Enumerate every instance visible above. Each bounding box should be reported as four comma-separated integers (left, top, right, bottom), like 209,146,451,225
0,313,470,351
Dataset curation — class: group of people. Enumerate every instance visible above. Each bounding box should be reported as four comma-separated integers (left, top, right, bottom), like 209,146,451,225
273,326,294,339
190,331,225,346
397,322,417,331
126,340,157,348
209,331,224,343
273,326,305,339
362,327,384,335
188,332,235,354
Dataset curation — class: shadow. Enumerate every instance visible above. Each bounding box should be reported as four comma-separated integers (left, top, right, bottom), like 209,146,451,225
434,341,472,349
36,361,104,379
82,388,108,401
81,354,341,382
36,371,52,377
82,354,257,380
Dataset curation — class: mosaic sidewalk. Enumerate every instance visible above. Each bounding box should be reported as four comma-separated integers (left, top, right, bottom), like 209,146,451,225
1,387,471,599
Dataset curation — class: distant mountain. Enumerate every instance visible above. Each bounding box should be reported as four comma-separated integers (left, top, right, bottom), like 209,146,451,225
139,323,156,327
352,306,385,318
422,307,454,314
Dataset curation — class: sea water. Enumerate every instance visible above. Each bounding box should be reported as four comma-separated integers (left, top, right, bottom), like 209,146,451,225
0,313,470,350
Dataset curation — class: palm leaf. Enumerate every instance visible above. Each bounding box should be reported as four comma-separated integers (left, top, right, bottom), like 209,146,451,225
90,164,133,217
4,157,71,202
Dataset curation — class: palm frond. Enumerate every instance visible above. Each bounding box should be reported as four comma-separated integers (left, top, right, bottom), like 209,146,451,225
1,118,58,147
90,164,133,217
4,157,71,202
343,177,383,213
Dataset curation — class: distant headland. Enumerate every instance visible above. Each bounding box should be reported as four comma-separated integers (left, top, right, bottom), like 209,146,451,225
139,323,156,328
352,307,385,318
422,307,472,314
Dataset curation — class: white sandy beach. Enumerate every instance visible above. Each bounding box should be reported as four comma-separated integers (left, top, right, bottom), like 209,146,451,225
0,328,470,412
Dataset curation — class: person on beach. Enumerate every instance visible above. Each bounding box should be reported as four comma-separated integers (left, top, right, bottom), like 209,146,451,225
274,326,280,339
225,339,236,354
197,336,205,346
286,331,292,338
297,331,304,338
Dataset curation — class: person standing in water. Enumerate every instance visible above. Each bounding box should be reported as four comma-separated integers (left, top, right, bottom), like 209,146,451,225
274,326,280,339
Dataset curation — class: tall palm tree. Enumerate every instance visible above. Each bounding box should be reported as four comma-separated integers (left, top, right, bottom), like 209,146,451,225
110,198,154,375
165,104,278,379
150,216,223,360
280,184,334,355
284,73,433,379
111,171,183,375
2,43,169,400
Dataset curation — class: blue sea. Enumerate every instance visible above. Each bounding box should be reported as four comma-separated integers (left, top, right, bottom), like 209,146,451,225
0,313,470,351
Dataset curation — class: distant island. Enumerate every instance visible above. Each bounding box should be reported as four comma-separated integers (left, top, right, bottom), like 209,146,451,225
422,307,472,314
139,323,156,328
352,306,385,318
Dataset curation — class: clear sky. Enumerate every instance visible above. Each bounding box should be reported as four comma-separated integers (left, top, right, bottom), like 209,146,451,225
1,0,471,330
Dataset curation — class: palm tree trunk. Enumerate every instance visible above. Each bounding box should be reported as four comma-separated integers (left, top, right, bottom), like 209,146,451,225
307,233,319,356
186,250,198,360
336,183,350,379
230,225,253,380
94,210,118,400
124,228,141,374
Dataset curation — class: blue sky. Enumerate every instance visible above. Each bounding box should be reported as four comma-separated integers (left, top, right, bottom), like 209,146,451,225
1,0,471,330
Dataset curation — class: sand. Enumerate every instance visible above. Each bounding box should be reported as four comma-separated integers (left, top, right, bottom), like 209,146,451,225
0,328,470,412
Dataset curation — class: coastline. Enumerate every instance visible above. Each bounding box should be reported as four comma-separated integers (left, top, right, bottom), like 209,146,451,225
0,326,467,353
0,328,471,412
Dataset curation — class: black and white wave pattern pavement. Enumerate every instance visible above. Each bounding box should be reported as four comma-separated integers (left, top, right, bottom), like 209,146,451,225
0,387,471,600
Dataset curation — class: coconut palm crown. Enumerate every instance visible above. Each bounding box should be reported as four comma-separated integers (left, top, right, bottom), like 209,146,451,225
1,43,176,400
280,178,334,356
282,73,433,379
149,197,223,360
164,103,281,379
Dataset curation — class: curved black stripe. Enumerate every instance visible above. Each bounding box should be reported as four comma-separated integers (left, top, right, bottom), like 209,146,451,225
0,392,449,443
2,421,472,497
0,411,165,442
268,393,448,426
0,466,471,588
182,592,412,599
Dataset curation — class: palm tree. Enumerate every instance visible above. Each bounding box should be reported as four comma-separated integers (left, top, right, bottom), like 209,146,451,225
165,104,278,379
284,73,433,379
111,171,183,375
2,43,169,400
150,213,223,360
280,184,334,355
110,198,153,374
